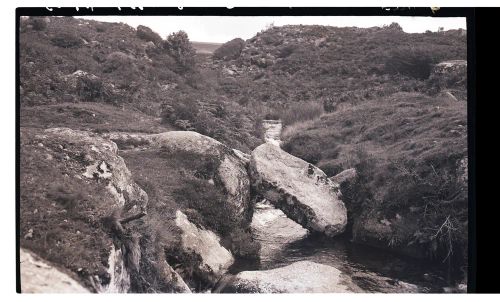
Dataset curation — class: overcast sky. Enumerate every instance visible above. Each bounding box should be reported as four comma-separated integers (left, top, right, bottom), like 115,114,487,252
77,15,466,43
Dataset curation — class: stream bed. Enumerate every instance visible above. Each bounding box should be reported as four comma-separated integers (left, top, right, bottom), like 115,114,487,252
229,120,455,293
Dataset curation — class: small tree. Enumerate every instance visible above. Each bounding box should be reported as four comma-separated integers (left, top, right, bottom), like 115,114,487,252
164,30,196,73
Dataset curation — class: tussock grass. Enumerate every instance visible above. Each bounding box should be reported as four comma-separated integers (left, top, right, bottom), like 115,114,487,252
280,101,324,127
281,118,321,142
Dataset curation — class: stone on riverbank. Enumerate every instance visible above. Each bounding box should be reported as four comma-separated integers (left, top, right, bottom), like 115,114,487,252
249,143,347,237
218,261,363,293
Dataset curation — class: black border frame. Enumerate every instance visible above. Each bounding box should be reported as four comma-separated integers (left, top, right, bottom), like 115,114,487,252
15,6,476,293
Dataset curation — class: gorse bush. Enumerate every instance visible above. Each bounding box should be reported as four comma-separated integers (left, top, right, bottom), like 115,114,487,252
385,48,434,79
136,25,162,44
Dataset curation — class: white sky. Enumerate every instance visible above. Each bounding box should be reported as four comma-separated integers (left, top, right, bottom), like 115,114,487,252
76,15,466,43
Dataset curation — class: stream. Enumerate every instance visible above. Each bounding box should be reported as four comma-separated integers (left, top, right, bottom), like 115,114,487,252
231,120,455,293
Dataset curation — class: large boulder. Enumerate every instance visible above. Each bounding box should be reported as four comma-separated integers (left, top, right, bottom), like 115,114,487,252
116,131,258,289
152,131,253,221
112,131,252,221
249,143,347,237
20,248,90,293
251,200,308,263
175,210,234,286
218,261,363,293
213,38,245,61
43,128,148,211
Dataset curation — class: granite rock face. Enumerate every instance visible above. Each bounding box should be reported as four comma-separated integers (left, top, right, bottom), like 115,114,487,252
249,143,347,237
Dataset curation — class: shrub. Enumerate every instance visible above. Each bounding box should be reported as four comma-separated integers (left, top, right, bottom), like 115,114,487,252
173,178,240,236
282,133,323,165
261,34,283,46
385,48,434,79
30,17,48,31
280,101,324,126
384,22,403,31
161,97,199,125
277,43,299,58
136,25,162,44
94,23,107,32
103,51,135,73
213,38,245,61
385,159,467,261
76,75,105,100
164,31,196,72
51,31,83,48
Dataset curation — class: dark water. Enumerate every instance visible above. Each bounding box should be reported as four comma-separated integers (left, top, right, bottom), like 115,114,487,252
231,233,455,293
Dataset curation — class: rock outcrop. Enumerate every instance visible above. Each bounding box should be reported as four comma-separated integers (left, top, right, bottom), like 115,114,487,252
112,131,252,220
175,210,234,286
213,38,245,61
430,60,467,101
218,261,363,293
20,127,148,292
20,248,90,293
43,128,148,211
249,143,347,237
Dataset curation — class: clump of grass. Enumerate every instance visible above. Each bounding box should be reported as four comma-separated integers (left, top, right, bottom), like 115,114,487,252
280,101,324,126
281,118,320,142
46,184,83,215
50,31,83,48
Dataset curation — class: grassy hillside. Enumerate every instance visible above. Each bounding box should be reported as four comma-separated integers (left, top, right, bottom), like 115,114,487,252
20,16,263,152
282,92,467,278
212,24,466,113
20,102,172,134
